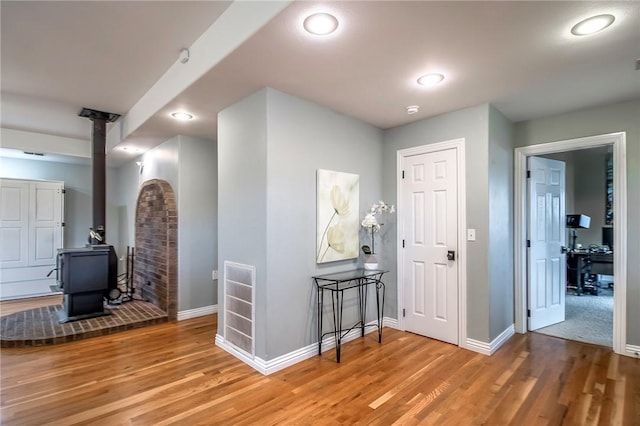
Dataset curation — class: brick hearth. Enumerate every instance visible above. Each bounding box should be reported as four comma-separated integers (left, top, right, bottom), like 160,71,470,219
0,301,167,348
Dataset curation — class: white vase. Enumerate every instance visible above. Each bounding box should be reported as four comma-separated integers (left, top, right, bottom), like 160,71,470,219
363,254,379,270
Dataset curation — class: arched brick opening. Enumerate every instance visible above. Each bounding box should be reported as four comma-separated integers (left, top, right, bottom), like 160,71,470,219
135,179,178,320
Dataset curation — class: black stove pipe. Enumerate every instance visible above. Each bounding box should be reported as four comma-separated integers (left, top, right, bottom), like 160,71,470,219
78,108,120,244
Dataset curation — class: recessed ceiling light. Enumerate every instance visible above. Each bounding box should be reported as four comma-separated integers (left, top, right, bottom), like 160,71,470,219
417,73,445,86
303,13,339,35
571,14,615,36
406,105,420,115
171,112,194,121
120,146,141,153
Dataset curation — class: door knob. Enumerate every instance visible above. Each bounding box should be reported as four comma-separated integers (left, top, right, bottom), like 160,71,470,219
447,250,456,261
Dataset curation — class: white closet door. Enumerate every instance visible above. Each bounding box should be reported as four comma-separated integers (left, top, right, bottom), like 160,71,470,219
0,179,29,268
0,178,64,300
29,182,63,266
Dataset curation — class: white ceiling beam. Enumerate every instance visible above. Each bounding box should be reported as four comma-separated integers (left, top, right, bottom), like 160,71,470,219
108,0,292,152
0,128,90,158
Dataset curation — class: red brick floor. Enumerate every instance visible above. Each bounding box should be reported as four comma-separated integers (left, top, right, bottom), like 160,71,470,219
0,300,167,347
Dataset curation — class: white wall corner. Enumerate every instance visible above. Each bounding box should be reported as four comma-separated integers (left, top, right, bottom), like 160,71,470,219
464,324,515,356
177,304,217,321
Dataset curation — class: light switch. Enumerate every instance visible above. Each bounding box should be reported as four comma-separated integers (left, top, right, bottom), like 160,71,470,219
467,229,476,241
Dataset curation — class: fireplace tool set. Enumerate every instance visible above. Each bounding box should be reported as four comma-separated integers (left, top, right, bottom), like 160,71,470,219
107,246,137,305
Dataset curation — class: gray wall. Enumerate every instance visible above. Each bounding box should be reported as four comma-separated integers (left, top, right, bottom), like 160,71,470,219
572,148,610,246
115,134,218,312
488,106,515,339
264,88,384,359
0,157,119,251
177,136,218,311
514,99,640,345
218,89,269,355
218,88,384,360
383,104,492,342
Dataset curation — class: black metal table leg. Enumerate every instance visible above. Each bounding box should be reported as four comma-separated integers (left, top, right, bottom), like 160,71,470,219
358,278,369,337
317,285,323,355
376,277,385,343
331,288,345,363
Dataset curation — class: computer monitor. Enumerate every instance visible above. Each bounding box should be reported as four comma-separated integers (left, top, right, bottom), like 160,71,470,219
602,227,613,252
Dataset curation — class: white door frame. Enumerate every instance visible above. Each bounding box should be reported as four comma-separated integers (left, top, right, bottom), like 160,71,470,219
396,138,467,348
514,132,627,355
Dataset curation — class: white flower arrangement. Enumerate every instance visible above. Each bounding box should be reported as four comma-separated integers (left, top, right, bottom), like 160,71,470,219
361,200,395,255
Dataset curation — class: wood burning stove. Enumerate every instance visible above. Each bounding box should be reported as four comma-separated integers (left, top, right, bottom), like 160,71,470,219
55,245,117,323
52,107,122,323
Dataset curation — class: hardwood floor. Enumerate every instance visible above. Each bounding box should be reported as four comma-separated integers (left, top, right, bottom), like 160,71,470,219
1,313,638,425
0,295,62,316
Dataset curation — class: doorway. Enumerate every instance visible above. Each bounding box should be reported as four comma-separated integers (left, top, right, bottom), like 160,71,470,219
514,132,627,355
397,138,467,346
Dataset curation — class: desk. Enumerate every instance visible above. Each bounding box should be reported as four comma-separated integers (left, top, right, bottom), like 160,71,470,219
567,251,613,295
313,269,387,363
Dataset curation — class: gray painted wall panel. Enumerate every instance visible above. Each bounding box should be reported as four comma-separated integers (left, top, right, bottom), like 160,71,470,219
488,106,514,339
218,87,384,360
383,104,491,342
178,136,217,310
264,88,384,359
218,89,269,357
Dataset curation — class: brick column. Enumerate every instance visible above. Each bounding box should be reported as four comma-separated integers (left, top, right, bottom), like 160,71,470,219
134,179,178,320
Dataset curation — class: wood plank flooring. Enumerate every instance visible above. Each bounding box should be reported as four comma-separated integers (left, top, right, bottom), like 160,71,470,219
0,295,62,317
1,313,638,425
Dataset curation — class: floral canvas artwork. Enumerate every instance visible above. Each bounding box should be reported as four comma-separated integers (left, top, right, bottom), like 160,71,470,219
316,169,359,263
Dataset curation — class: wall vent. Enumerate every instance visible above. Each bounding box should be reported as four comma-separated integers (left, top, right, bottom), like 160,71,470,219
223,261,255,357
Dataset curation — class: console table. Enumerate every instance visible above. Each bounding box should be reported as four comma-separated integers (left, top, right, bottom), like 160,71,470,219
313,269,387,363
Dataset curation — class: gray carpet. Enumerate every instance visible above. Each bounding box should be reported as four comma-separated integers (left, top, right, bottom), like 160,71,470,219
535,288,613,347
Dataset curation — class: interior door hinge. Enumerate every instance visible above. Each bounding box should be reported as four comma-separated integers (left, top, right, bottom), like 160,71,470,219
402,239,405,248
402,170,405,179
527,309,531,317
526,239,531,248
403,308,406,318
61,222,65,227
526,170,531,178
61,189,66,194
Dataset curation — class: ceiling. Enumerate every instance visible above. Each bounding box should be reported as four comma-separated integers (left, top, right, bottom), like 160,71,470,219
1,1,639,166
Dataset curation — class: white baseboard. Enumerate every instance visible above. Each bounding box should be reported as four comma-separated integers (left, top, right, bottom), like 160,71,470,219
383,317,400,329
215,317,396,375
465,324,515,356
625,344,640,358
177,304,218,321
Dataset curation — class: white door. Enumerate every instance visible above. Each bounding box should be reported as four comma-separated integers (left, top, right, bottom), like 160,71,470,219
528,156,566,330
0,178,64,300
402,148,458,344
29,182,63,267
0,180,29,268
